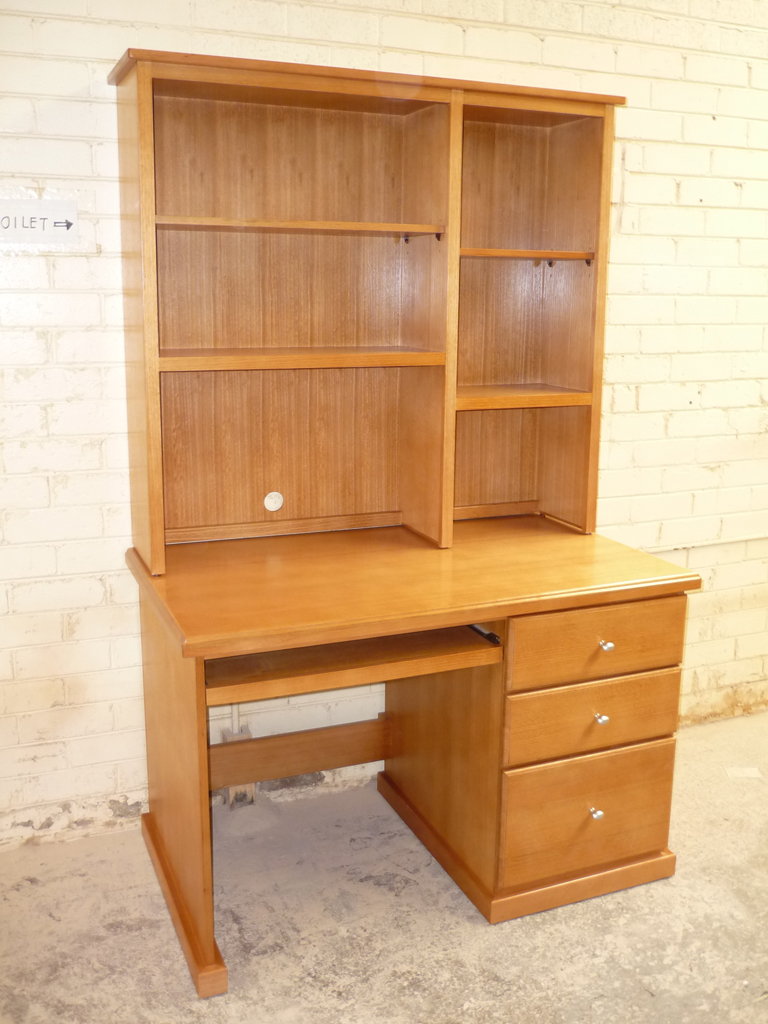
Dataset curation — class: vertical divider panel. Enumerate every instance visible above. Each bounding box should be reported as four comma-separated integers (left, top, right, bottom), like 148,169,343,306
441,90,466,545
138,65,165,572
586,106,615,532
398,97,458,546
117,64,166,574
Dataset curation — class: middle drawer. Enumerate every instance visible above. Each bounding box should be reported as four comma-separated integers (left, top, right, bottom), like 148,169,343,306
504,668,681,767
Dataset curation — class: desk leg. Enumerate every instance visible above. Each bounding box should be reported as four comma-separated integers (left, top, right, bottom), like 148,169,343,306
139,594,228,997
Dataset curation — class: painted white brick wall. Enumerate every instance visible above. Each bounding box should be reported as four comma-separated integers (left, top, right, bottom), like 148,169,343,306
0,0,766,846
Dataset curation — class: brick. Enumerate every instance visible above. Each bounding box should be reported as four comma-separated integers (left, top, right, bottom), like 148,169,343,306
542,35,615,73
0,55,90,97
117,758,148,792
706,208,768,238
700,379,762,408
30,18,133,60
583,5,654,41
51,471,129,506
604,353,670,384
64,604,139,641
639,325,704,354
643,266,707,295
740,181,768,210
616,44,684,80
114,698,145,731
632,438,697,467
669,352,733,381
700,324,762,352
618,110,682,145
103,435,129,470
609,235,676,266
736,297,768,324
640,206,706,237
464,26,541,62
2,366,103,402
622,173,677,205
65,667,142,706
709,267,768,295
503,0,581,31
677,177,742,208
54,331,126,364
0,742,67,780
712,559,768,589
37,99,116,140
683,113,747,147
712,147,768,178
728,407,768,434
48,400,127,436
643,142,711,177
692,486,751,517
598,467,663,498
3,438,102,475
4,508,102,544
637,382,700,412
718,85,768,118
1,292,102,329
288,4,378,44
606,265,644,295
424,0,503,20
14,640,111,685
607,295,676,326
736,632,768,659
2,679,65,715
68,727,146,768
0,137,93,178
651,16,720,53
651,79,718,114
0,546,57,582
676,237,739,267
110,635,142,669
381,15,463,53
378,50,424,75
661,464,722,494
21,764,116,806
56,539,127,575
51,256,123,291
676,296,738,325
685,52,749,86
0,403,45,436
0,612,63,650
10,577,105,614
607,412,666,442
630,491,691,522
658,515,722,549
0,257,49,290
0,331,49,366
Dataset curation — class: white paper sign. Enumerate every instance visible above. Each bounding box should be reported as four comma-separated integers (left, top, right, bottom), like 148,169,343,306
0,200,79,244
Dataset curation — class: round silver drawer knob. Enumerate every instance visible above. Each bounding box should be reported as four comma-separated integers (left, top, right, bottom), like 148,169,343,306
594,713,610,725
598,640,615,652
590,807,605,820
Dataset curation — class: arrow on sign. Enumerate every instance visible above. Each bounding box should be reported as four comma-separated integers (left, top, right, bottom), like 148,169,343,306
54,220,73,230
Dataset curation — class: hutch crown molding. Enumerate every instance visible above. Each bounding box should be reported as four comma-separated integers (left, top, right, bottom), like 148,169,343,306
111,49,700,997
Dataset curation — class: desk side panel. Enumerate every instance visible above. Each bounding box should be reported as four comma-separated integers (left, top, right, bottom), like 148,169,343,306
139,593,223,992
383,658,505,892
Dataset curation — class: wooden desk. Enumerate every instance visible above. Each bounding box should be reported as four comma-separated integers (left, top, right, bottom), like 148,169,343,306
128,516,700,997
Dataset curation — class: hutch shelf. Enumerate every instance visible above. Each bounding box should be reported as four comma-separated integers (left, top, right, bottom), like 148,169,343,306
111,49,700,998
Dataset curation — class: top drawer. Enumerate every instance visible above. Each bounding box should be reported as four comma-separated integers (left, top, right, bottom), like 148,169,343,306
507,595,687,691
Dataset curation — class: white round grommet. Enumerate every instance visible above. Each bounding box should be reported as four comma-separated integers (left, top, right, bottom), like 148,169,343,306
264,491,284,512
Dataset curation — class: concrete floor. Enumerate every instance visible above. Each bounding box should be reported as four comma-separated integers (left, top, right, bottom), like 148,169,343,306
1,712,767,1024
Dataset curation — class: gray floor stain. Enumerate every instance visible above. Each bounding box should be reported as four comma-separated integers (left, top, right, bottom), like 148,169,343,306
0,712,767,1024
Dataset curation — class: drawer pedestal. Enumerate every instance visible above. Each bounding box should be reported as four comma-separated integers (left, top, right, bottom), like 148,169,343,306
381,595,687,923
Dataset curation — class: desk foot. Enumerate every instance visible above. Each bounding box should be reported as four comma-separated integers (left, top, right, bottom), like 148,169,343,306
378,772,677,925
142,814,229,997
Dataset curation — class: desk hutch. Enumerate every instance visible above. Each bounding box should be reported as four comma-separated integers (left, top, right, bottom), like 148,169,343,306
110,49,701,997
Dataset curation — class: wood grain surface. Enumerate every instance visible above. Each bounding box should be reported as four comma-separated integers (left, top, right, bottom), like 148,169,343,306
499,737,677,889
205,625,503,705
507,594,688,691
126,517,701,659
504,668,682,766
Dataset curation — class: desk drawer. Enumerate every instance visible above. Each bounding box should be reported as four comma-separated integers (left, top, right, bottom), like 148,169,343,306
507,595,686,692
504,668,681,767
499,738,676,890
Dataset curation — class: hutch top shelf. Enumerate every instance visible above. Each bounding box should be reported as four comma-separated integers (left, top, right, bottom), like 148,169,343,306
112,49,624,576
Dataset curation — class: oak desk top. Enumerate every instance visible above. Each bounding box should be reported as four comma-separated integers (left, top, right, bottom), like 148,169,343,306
127,517,701,660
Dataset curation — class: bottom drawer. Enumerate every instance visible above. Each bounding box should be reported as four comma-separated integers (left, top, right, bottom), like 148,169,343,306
499,738,676,890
